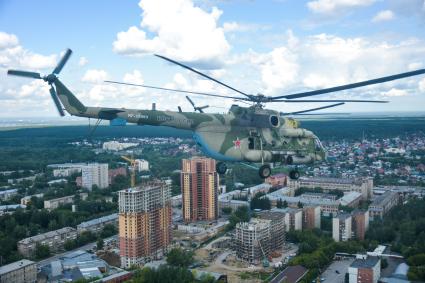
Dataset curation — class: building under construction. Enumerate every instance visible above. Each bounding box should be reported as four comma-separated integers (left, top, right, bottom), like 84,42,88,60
118,181,172,268
257,211,286,251
233,219,272,264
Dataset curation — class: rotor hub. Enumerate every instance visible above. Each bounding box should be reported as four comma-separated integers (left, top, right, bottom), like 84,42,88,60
44,73,57,84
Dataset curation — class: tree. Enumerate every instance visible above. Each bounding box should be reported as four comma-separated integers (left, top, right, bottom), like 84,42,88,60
227,206,250,231
96,238,104,250
297,201,303,208
250,192,271,210
221,207,232,214
276,199,284,208
35,243,50,260
166,248,194,268
283,200,288,208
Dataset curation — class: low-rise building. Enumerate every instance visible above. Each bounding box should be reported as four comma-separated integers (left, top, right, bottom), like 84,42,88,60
18,227,77,258
333,213,352,242
265,173,287,188
44,193,88,210
369,191,399,220
340,192,363,207
53,167,81,178
244,183,272,198
0,259,37,283
348,255,380,283
108,167,127,184
0,189,18,201
77,213,118,234
20,193,44,205
288,177,373,200
102,141,138,151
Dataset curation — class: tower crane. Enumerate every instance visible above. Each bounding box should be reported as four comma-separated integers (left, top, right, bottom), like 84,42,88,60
121,155,137,187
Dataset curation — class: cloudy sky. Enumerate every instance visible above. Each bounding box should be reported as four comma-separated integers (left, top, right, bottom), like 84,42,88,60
1,0,425,118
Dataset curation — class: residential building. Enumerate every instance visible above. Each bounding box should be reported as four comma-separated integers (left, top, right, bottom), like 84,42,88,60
369,191,399,220
17,227,77,257
348,255,380,283
53,167,81,178
302,205,321,229
0,189,18,201
108,167,127,184
82,163,109,190
333,213,352,242
43,193,88,210
245,183,272,198
77,213,118,234
118,181,172,268
340,192,363,207
266,194,339,216
0,259,37,283
352,210,369,241
285,208,303,231
233,219,271,264
20,193,44,205
135,159,149,172
265,173,287,188
181,157,218,222
288,177,373,200
102,141,138,151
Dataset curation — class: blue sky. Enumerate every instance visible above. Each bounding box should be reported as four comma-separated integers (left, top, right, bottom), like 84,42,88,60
1,0,425,117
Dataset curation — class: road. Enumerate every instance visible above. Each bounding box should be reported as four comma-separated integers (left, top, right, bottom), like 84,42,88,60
37,235,117,266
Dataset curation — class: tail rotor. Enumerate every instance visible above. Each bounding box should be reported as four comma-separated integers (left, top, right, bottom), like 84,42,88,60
7,48,73,116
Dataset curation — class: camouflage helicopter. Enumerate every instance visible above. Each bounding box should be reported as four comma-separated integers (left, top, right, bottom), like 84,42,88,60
7,49,425,179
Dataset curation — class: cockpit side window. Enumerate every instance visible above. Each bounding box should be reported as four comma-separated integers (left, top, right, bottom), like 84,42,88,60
270,115,279,127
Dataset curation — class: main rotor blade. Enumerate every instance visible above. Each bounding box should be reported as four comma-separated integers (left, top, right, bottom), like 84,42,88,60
281,102,345,115
274,68,425,100
272,99,388,103
105,80,250,101
7,70,41,79
53,48,72,75
49,87,65,116
186,96,196,107
154,54,252,99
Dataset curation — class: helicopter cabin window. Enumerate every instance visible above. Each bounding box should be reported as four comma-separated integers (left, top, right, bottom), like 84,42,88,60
314,138,323,151
248,137,255,150
270,115,279,127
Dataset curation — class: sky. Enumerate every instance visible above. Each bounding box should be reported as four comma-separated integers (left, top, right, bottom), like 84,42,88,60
1,0,425,118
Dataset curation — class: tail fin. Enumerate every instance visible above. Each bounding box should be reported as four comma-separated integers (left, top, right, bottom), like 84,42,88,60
54,79,87,116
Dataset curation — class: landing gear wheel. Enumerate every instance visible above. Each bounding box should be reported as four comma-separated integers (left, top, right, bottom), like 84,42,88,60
259,164,272,179
289,170,300,180
216,162,227,175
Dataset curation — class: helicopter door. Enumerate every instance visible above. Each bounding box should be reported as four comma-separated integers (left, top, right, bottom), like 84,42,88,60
248,137,255,150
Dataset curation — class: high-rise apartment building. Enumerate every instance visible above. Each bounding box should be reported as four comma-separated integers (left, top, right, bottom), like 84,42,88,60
118,181,172,268
303,205,321,230
181,157,218,222
82,163,109,189
352,209,369,241
333,213,352,242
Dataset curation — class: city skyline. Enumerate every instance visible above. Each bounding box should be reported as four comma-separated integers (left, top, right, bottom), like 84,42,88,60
0,0,425,117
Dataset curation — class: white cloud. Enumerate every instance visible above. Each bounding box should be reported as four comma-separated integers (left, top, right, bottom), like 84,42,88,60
81,69,109,83
382,88,408,97
113,0,230,66
78,57,88,66
307,0,375,14
419,78,425,92
372,10,395,22
0,32,19,50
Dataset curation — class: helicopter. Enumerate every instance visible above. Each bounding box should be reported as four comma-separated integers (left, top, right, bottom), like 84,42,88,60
7,49,425,179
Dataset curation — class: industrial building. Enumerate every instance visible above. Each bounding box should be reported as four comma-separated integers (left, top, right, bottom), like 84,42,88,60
288,177,373,200
181,157,218,222
17,227,77,258
81,163,109,190
333,213,352,242
0,259,37,283
118,181,172,268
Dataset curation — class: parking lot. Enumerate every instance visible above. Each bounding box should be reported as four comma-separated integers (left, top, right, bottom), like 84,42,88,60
321,258,354,283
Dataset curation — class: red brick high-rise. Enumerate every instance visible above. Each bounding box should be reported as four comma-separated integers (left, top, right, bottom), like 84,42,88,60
181,157,218,222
